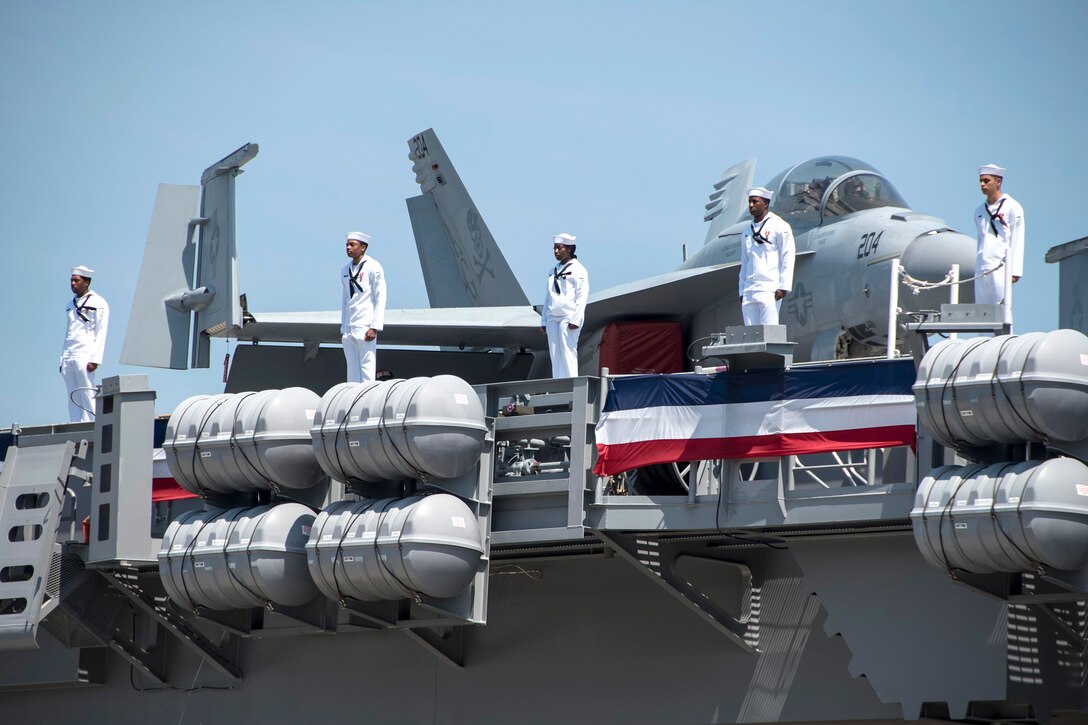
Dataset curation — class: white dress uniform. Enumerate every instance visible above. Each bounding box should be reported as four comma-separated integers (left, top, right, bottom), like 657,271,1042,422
60,288,109,422
542,246,589,379
739,210,795,325
340,253,387,383
973,192,1025,306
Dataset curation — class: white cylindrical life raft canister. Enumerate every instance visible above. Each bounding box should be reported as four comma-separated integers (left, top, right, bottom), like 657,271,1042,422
911,457,1088,574
158,503,318,610
913,330,1088,451
306,493,484,603
164,388,325,494
310,376,487,483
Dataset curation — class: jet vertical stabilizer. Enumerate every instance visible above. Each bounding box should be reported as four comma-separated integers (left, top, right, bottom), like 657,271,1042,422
191,143,258,367
406,129,530,308
121,143,257,369
120,184,200,369
702,159,756,245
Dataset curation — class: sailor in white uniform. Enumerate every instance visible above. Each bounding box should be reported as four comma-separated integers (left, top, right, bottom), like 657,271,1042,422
60,265,109,422
738,187,795,325
973,164,1025,309
340,231,387,383
541,233,588,378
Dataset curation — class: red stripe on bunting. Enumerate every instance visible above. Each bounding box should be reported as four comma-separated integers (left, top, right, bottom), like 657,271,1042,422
593,425,916,476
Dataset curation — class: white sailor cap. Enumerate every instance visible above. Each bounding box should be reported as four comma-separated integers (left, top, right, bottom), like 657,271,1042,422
746,187,773,201
346,231,371,244
978,164,1006,178
553,232,577,246
71,265,94,278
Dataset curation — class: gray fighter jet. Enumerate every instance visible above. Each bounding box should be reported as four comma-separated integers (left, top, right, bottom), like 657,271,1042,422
122,130,975,378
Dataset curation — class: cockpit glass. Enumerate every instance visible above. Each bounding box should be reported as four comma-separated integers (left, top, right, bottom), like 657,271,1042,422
765,156,909,228
823,173,909,218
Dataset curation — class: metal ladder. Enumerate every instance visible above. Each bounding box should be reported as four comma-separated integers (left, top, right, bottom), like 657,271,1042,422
0,441,81,650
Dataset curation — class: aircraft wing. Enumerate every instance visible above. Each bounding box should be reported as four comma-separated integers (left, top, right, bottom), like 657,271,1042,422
232,306,544,349
586,263,742,327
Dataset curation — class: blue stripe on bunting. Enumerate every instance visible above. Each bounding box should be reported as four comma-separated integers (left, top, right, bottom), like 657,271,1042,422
602,358,916,412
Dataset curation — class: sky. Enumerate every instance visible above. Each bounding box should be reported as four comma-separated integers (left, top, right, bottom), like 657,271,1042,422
2,1,1087,426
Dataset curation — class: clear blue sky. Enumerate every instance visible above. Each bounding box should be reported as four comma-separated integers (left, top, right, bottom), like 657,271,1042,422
2,1,1086,425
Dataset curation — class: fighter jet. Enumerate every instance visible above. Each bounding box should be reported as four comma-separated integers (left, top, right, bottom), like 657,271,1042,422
122,130,975,385
405,129,976,364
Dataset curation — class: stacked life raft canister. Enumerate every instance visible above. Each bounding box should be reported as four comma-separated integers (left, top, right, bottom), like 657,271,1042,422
158,376,489,612
910,330,1088,575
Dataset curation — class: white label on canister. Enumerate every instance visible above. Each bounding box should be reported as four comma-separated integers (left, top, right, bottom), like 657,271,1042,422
305,409,316,420
302,525,311,536
451,516,466,528
956,500,967,506
346,531,356,538
391,530,401,537
977,498,993,506
350,415,359,422
200,451,212,458
928,501,941,508
245,430,254,435
960,410,974,417
1009,496,1020,503
955,522,968,530
322,534,333,541
194,561,206,568
1081,354,1088,366
177,434,187,440
343,556,354,562
213,538,226,546
326,419,336,425
240,537,250,544
454,394,469,405
349,440,360,447
396,413,405,419
1077,484,1088,497
173,544,184,551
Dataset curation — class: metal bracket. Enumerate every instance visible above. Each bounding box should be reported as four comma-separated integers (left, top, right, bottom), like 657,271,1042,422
402,626,465,669
592,530,761,655
101,571,242,682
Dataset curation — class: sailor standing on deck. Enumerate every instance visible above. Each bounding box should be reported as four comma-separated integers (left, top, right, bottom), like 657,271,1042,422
340,231,387,383
60,265,109,422
739,187,795,325
974,164,1025,311
541,233,588,378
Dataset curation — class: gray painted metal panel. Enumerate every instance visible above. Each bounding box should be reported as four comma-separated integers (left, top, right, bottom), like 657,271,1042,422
0,553,906,724
1046,235,1088,334
88,376,158,566
791,534,1007,720
120,183,200,369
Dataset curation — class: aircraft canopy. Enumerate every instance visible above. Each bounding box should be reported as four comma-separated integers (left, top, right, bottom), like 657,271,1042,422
764,156,909,231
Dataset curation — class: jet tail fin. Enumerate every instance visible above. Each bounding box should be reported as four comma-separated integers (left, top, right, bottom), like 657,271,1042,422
702,159,756,244
121,143,257,369
120,183,201,369
406,129,530,308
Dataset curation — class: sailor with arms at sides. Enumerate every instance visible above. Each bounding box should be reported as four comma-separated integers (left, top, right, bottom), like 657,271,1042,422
738,187,795,325
540,233,588,378
974,164,1025,313
60,265,109,422
340,231,387,383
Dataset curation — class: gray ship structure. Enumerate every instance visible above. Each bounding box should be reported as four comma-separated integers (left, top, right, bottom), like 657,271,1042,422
3,134,1088,724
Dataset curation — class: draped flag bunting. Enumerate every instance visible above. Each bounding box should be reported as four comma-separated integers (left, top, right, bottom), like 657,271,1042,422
593,359,917,476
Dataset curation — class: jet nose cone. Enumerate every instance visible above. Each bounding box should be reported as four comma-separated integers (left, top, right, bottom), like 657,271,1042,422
900,230,976,306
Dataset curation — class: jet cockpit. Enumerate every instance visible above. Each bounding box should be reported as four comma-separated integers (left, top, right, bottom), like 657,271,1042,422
764,156,910,232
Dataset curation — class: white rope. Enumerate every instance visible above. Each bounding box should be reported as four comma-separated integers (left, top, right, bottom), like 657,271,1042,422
900,259,1004,295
